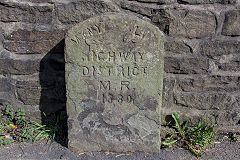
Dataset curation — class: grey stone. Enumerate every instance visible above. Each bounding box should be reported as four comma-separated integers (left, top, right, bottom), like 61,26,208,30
15,80,41,105
0,57,40,75
164,57,209,74
0,77,12,92
177,75,240,92
152,9,216,38
65,14,165,153
174,92,230,110
57,0,119,24
201,40,240,57
131,0,176,3
216,60,240,72
120,1,153,17
178,0,236,4
162,76,175,111
222,10,240,36
0,2,52,23
3,29,66,54
164,40,193,54
151,9,216,38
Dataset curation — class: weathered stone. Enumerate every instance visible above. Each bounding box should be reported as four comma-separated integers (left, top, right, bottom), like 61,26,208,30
28,0,52,3
65,14,165,153
16,80,41,105
120,1,153,17
162,76,175,110
0,58,40,75
178,0,236,4
0,77,12,92
130,0,176,3
164,41,192,54
16,76,65,106
4,41,57,54
177,75,240,92
57,0,119,24
217,60,240,72
4,29,66,42
201,40,240,57
164,57,209,74
152,9,216,38
4,30,66,54
174,92,230,110
0,2,52,23
222,10,240,36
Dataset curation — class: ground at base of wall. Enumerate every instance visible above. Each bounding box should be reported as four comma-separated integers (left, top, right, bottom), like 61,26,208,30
0,139,239,160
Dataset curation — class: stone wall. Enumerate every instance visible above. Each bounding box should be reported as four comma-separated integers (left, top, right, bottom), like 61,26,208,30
0,0,240,133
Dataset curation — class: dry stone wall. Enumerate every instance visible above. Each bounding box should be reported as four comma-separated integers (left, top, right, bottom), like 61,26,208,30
0,0,240,134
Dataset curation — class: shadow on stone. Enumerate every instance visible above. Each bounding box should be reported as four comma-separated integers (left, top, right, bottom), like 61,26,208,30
39,39,68,147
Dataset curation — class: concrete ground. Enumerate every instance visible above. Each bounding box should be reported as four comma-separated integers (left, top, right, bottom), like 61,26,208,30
0,139,240,160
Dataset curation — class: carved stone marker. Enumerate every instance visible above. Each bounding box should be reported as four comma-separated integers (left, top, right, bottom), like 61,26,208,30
65,14,165,153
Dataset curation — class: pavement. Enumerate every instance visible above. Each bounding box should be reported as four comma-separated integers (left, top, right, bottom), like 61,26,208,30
0,139,240,160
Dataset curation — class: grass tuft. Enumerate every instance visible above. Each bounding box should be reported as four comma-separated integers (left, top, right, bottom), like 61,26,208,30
162,112,216,157
0,104,60,146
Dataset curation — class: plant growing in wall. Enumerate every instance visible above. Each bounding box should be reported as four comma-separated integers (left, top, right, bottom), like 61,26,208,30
162,113,216,157
0,105,56,146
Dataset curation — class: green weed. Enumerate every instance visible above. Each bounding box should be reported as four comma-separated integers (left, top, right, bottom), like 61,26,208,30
162,113,216,157
0,104,57,146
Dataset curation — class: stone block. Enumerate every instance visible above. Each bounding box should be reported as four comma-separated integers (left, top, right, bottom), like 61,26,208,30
152,9,216,38
65,14,165,153
164,40,192,54
57,0,119,24
130,0,176,3
162,76,175,109
16,77,65,106
177,75,240,92
164,57,209,74
222,10,240,36
0,77,12,92
201,40,240,57
0,57,40,75
178,0,236,4
120,1,153,17
0,2,52,23
4,30,66,54
174,92,230,110
216,60,240,72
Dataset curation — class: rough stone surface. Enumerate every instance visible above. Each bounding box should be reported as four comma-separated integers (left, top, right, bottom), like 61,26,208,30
3,29,66,54
152,9,216,38
57,0,119,24
0,77,12,92
201,40,240,57
65,14,165,153
0,2,53,23
177,75,240,92
131,0,177,3
120,1,154,17
174,92,230,110
222,10,240,36
0,57,40,75
164,57,209,74
178,0,236,4
164,41,193,54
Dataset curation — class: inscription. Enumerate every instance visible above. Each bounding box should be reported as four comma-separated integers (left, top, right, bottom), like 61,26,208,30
100,81,111,90
81,65,148,77
102,93,135,104
98,80,135,104
83,22,106,37
82,51,145,62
